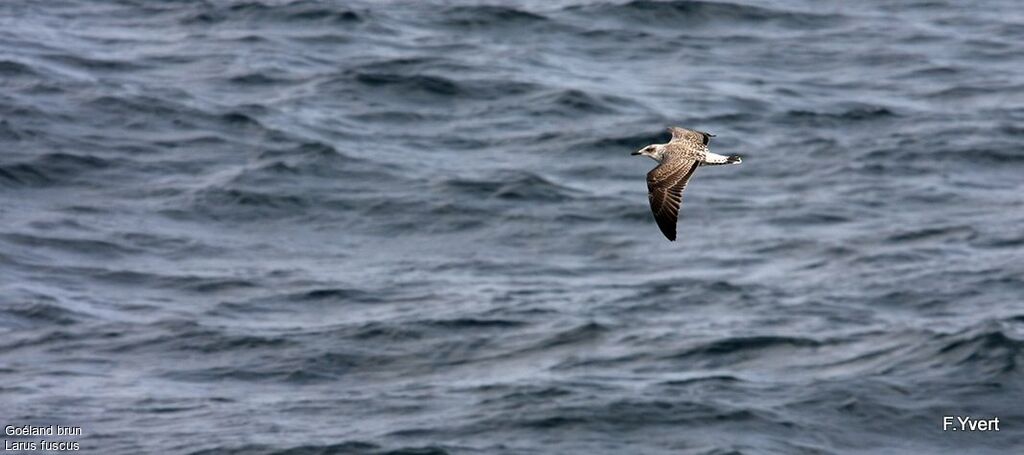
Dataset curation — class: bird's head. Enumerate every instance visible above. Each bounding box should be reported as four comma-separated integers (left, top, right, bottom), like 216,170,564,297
631,144,663,161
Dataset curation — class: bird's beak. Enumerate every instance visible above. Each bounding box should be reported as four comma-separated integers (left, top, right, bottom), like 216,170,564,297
631,150,641,156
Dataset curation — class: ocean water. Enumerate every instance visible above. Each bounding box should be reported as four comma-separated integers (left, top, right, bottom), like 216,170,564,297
2,0,1023,453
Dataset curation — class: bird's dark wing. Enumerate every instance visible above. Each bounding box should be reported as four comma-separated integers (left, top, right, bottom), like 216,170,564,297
668,126,714,146
646,157,700,241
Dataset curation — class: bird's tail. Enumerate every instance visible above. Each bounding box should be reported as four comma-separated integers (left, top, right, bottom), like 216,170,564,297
704,152,742,165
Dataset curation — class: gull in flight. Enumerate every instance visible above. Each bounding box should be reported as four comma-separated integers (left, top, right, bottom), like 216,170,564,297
632,127,742,241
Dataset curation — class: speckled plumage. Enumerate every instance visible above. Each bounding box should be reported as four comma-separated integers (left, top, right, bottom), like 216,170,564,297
633,127,742,241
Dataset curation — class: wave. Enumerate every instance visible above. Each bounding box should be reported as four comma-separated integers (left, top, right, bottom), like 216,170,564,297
44,53,144,73
574,130,664,154
181,1,363,26
333,318,528,343
861,145,1024,165
169,141,403,222
0,119,29,141
0,152,113,187
884,225,977,243
439,171,582,203
84,93,194,118
568,0,844,29
162,347,383,384
657,374,744,386
348,57,475,76
354,73,460,97
85,268,259,293
298,287,376,302
189,442,448,455
348,71,541,101
0,59,38,77
121,320,294,355
1,232,138,258
971,233,1024,249
630,335,830,370
784,106,897,123
509,396,762,431
425,318,528,330
765,212,852,227
441,5,548,28
673,335,823,358
525,88,627,117
882,320,1024,379
226,72,293,86
921,83,1024,100
183,187,311,221
535,322,608,349
113,231,229,257
1,299,84,329
939,327,1024,369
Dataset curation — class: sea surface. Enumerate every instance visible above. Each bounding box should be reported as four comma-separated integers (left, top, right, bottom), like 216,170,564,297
2,0,1023,453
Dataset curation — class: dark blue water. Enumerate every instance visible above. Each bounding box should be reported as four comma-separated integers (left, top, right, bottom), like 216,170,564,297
2,1,1023,453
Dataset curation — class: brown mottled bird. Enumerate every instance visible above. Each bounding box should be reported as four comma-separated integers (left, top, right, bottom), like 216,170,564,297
631,127,742,241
